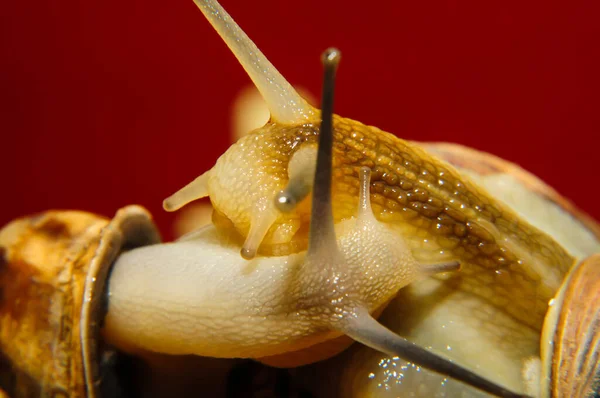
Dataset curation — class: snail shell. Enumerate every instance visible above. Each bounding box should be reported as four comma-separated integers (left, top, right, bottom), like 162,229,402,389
541,254,600,397
0,206,159,397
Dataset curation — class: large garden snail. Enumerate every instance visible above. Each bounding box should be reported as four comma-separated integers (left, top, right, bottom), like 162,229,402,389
1,0,599,397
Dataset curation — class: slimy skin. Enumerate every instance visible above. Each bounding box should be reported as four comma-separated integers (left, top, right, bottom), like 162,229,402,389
166,115,572,330
105,168,427,359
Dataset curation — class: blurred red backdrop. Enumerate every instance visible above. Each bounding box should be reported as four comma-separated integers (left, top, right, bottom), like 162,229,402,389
1,0,599,240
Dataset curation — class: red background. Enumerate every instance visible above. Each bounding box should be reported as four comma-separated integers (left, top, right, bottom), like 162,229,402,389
2,1,599,240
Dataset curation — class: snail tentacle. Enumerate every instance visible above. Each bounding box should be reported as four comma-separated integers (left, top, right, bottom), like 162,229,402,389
163,169,211,212
339,309,529,398
192,0,316,124
275,145,318,214
356,167,459,279
306,48,340,253
240,200,279,260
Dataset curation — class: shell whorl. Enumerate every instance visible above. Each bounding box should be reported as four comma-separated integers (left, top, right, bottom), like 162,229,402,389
541,254,600,397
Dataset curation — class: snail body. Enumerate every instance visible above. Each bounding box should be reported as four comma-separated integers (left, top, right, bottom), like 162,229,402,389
1,0,599,397
105,181,424,360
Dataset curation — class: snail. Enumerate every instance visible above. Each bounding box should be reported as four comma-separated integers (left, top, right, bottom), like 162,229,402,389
1,0,599,397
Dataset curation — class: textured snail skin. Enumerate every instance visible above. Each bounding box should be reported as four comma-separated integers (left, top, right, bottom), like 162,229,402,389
104,188,453,389
105,177,425,359
170,115,572,329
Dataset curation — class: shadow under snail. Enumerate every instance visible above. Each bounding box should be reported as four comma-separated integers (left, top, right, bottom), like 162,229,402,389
1,0,598,397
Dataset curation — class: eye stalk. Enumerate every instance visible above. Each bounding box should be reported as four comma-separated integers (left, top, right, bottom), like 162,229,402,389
308,47,341,252
192,0,316,124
